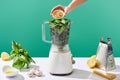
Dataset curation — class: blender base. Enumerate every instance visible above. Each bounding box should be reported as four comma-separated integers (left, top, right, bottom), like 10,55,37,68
48,45,73,75
50,71,73,76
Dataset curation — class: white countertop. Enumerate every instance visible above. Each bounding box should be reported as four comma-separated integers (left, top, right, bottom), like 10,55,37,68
0,58,120,80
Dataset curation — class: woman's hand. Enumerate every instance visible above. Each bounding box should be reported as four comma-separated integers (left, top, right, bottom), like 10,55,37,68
51,0,86,16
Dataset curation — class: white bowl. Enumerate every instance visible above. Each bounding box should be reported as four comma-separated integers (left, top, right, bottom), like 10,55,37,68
2,65,19,77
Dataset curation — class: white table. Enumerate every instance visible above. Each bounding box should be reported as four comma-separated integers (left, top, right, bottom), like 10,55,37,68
0,58,120,80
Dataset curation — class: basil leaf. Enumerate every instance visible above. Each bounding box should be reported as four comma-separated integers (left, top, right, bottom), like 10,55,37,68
10,41,35,70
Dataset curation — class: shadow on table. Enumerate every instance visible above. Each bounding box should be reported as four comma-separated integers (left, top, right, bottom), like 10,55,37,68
7,74,24,80
20,65,39,72
115,74,120,80
112,65,120,72
64,68,91,79
88,73,107,80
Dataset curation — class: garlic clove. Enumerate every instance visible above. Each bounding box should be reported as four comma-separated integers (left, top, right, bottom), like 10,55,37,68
35,70,43,77
28,72,34,77
28,68,36,77
29,68,36,74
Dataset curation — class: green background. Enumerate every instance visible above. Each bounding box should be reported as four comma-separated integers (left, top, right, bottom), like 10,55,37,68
0,0,120,57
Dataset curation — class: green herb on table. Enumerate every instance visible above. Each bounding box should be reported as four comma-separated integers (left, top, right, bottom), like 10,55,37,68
10,41,35,70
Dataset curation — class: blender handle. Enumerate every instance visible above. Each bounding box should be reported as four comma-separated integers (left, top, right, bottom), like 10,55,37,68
42,21,52,43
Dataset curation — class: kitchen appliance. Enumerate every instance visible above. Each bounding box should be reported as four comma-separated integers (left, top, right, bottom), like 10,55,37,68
96,37,116,71
42,19,73,75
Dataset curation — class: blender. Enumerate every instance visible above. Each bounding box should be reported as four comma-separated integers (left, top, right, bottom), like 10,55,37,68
42,19,74,75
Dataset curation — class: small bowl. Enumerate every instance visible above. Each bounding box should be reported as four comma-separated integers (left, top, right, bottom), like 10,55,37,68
51,5,65,19
2,65,19,77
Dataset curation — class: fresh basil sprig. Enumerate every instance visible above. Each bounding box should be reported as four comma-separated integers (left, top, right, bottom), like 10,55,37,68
10,41,35,70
